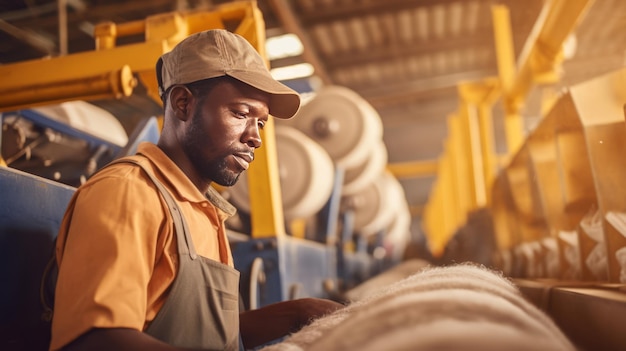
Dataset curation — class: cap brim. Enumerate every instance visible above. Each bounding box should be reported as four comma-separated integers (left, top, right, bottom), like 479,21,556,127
228,70,301,119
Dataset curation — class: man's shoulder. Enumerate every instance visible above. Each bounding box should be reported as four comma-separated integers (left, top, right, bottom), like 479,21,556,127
91,156,142,177
78,155,158,192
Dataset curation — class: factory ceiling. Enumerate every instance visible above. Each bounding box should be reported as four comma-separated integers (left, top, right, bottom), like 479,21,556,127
2,0,626,230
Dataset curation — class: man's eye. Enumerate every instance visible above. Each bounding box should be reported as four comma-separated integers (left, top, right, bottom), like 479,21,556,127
258,121,266,129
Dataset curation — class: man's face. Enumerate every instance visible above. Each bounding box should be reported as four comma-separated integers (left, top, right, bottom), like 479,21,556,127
182,79,270,187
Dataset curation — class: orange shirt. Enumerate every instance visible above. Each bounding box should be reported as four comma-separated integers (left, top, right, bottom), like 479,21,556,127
50,143,236,350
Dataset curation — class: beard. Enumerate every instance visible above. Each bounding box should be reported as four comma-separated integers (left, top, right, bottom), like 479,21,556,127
183,111,243,187
193,155,241,187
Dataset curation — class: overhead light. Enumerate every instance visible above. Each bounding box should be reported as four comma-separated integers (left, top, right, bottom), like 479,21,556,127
271,63,314,81
266,33,303,60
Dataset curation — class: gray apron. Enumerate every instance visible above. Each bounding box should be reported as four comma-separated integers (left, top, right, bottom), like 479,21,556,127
121,159,241,350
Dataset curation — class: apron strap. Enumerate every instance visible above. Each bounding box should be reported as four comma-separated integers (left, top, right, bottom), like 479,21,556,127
111,158,198,260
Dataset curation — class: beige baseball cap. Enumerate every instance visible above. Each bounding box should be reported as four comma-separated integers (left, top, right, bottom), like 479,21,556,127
157,29,301,119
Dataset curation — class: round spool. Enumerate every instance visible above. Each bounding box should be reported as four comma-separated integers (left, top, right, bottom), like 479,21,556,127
33,100,128,146
228,125,335,221
279,85,383,169
384,201,412,262
342,140,388,197
346,171,404,237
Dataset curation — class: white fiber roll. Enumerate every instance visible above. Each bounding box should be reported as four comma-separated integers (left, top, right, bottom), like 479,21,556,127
308,289,573,351
343,258,429,302
259,264,575,351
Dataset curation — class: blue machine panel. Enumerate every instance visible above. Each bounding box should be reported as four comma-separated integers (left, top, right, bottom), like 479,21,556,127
0,167,75,350
231,236,338,310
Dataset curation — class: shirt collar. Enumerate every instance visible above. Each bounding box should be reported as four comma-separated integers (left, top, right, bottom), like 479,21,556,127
136,142,236,217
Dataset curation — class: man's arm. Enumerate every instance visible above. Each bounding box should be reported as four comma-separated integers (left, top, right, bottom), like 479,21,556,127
51,175,167,350
62,298,344,351
239,297,345,348
61,328,205,351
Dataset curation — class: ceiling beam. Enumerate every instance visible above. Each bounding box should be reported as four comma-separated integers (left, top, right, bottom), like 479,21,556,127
0,2,58,21
358,68,497,108
0,19,56,54
269,54,305,69
268,0,333,85
297,0,493,25
322,31,495,69
6,0,175,30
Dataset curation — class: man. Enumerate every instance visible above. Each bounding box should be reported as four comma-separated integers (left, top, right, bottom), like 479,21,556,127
50,29,343,351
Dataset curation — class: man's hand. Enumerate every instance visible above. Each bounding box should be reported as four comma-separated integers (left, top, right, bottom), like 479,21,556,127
240,298,345,348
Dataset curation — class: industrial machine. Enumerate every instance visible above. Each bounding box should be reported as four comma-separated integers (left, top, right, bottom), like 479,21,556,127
0,2,411,349
4,0,626,350
227,85,412,306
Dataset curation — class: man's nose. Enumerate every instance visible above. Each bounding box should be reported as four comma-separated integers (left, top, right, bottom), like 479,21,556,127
244,121,262,148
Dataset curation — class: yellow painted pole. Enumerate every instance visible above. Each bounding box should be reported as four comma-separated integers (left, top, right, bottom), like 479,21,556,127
492,4,525,156
476,79,501,205
248,117,287,238
440,146,458,254
458,79,501,208
491,5,515,93
478,102,496,204
448,114,472,220
465,102,486,207
424,148,455,257
233,3,286,238
431,167,447,257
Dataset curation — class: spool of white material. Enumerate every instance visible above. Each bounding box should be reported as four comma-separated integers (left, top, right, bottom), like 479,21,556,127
228,125,334,221
33,100,128,146
279,85,383,169
342,141,387,197
384,201,412,262
346,171,404,237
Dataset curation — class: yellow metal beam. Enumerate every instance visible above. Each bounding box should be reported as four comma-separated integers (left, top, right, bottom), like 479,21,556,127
249,117,287,238
0,64,137,111
461,101,486,207
227,3,288,238
423,139,460,257
0,1,288,239
387,159,438,179
478,102,496,204
457,78,501,208
423,77,503,252
491,5,516,95
0,2,264,112
447,113,472,223
508,0,595,105
491,4,525,155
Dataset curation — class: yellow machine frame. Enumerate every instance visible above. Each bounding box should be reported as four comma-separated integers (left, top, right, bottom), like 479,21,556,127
422,0,595,256
0,0,286,238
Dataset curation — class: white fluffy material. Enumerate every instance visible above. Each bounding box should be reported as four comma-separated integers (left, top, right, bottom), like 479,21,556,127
259,264,575,351
343,259,430,302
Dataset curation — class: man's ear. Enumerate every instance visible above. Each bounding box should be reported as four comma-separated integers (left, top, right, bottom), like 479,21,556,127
168,85,194,121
